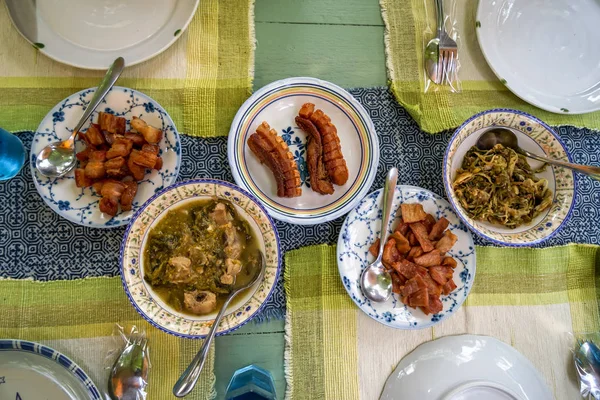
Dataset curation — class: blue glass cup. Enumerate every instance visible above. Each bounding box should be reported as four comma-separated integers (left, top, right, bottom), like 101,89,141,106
0,128,26,181
225,364,277,400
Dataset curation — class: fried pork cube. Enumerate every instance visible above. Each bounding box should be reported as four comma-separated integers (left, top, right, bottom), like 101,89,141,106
120,181,138,211
74,168,93,188
401,203,427,224
102,130,116,145
98,112,126,135
92,180,105,194
153,157,163,170
105,156,129,178
100,180,126,200
131,116,163,144
99,197,119,216
84,151,106,180
76,147,91,162
106,137,133,159
141,144,159,155
85,124,105,146
127,157,146,180
436,230,458,254
129,149,158,169
125,132,147,147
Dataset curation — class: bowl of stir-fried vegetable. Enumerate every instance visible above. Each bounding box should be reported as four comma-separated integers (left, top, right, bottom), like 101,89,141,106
120,178,281,338
443,109,576,246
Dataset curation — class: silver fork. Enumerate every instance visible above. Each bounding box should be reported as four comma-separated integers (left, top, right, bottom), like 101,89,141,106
435,0,458,86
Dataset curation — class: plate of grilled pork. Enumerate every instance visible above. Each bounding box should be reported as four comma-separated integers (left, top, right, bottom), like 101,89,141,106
228,77,379,225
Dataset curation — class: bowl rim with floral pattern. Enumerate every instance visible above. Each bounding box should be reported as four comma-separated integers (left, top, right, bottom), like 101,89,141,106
119,178,281,339
443,108,576,247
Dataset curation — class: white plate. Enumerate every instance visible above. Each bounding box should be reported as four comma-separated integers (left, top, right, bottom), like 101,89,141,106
228,77,379,225
380,335,553,400
30,86,181,228
337,185,476,329
476,0,600,114
5,0,199,69
0,339,101,400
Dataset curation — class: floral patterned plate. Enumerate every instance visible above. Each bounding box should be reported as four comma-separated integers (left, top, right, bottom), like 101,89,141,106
444,109,576,246
30,86,181,228
337,185,476,329
228,77,379,225
120,179,281,338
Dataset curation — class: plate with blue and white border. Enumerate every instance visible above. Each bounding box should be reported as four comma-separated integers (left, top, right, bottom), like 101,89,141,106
0,339,101,399
337,185,476,329
30,86,181,228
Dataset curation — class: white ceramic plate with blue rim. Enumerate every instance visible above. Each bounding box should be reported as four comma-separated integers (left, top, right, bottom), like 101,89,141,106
0,339,101,400
443,109,576,247
228,77,379,225
30,86,181,228
5,0,199,69
337,185,476,329
476,0,600,114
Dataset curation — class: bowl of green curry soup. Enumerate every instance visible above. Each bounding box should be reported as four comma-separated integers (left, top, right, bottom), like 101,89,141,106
120,179,281,338
443,109,575,247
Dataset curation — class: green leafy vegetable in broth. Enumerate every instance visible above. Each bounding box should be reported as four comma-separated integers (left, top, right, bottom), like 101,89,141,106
144,199,260,316
452,144,553,229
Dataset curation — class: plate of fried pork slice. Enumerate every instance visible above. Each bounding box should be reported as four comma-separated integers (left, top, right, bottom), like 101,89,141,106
228,77,379,225
31,86,181,227
337,185,476,329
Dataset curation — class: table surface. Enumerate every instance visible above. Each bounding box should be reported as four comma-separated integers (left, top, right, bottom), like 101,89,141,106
214,0,386,397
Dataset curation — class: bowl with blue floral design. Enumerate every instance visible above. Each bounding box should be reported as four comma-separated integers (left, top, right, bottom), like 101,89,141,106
444,109,575,247
30,86,181,228
337,185,476,329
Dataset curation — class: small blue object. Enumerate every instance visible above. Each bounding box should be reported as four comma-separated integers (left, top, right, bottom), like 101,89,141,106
225,364,277,400
0,128,26,181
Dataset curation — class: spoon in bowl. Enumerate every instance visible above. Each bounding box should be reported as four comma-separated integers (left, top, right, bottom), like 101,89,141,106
173,252,266,398
476,128,600,181
35,57,125,178
360,167,398,303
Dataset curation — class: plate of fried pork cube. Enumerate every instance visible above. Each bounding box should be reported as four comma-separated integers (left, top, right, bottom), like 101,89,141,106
31,87,181,227
337,185,476,329
228,77,379,225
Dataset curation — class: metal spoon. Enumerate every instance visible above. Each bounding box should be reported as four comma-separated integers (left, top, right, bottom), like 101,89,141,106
424,0,443,84
108,335,150,400
35,57,125,177
476,128,600,181
360,167,398,303
173,252,267,398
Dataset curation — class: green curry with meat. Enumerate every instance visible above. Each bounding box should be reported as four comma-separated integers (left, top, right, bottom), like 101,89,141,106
143,199,260,316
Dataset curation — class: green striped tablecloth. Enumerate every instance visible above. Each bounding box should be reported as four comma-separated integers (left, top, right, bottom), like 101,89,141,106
0,277,216,400
285,243,600,399
0,0,255,137
380,0,600,133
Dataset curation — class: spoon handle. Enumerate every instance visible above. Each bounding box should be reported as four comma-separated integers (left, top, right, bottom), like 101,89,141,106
173,292,237,398
435,0,444,35
376,168,399,262
520,149,600,181
61,57,125,149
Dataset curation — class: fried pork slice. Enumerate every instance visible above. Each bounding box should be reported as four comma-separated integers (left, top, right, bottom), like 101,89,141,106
401,203,427,223
106,136,133,159
120,181,138,211
410,222,434,252
247,121,302,198
98,112,126,135
413,249,442,267
436,230,458,254
429,217,450,241
308,109,348,185
131,117,163,144
295,115,334,195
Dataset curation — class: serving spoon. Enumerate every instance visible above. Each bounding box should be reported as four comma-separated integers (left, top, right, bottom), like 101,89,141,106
476,128,600,181
173,252,266,398
35,57,125,178
360,167,397,303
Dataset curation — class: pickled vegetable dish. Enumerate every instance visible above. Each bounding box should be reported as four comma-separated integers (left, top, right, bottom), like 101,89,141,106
452,144,553,228
143,199,260,316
